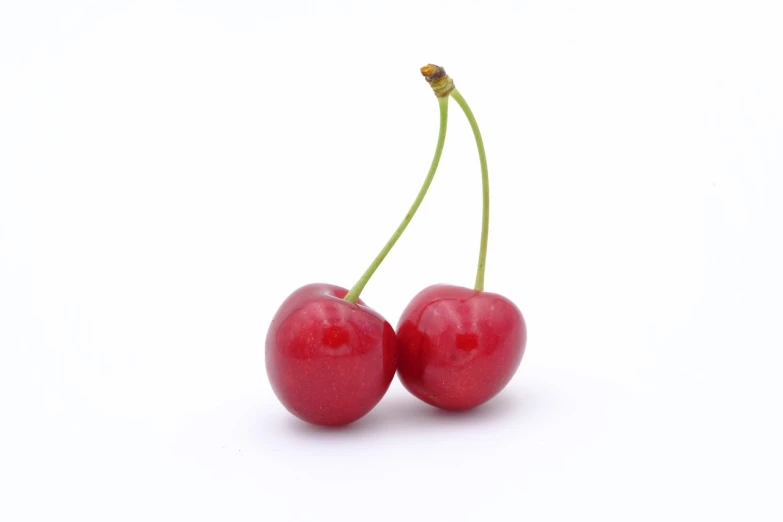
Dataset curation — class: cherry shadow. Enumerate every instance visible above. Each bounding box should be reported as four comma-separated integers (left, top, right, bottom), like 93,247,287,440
274,388,535,439
382,390,528,427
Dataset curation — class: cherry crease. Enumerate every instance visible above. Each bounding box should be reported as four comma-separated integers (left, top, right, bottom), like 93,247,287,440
265,283,397,426
396,284,526,411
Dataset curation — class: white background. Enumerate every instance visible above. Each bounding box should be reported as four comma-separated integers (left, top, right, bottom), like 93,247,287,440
2,1,782,520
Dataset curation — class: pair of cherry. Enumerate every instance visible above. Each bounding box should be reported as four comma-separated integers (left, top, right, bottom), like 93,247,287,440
265,65,527,426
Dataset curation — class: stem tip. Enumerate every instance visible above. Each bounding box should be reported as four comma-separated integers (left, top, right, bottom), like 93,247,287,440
420,64,455,98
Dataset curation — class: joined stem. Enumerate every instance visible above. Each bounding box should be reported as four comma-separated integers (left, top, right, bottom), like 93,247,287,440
450,89,489,292
343,96,449,303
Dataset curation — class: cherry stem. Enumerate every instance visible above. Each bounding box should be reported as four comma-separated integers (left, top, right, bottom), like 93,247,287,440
449,88,489,292
343,96,449,304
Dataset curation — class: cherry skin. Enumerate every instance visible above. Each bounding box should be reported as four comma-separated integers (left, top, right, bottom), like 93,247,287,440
396,284,526,411
266,283,397,426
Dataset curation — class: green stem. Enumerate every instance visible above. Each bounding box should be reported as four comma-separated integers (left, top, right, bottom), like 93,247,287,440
450,88,489,292
344,96,449,303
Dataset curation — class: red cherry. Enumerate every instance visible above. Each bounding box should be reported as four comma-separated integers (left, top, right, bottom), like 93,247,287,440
396,284,526,411
264,80,449,426
266,283,397,426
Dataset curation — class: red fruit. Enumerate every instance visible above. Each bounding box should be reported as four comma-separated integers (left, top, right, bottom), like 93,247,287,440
265,283,397,426
397,284,526,411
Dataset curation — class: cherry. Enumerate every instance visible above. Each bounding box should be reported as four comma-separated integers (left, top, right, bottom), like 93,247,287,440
396,65,528,411
265,78,451,426
397,285,526,411
265,284,396,426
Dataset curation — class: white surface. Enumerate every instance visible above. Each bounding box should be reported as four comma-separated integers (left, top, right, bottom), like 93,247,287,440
2,1,782,520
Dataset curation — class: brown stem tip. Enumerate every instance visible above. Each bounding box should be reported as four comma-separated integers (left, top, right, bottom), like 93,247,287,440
420,64,455,98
